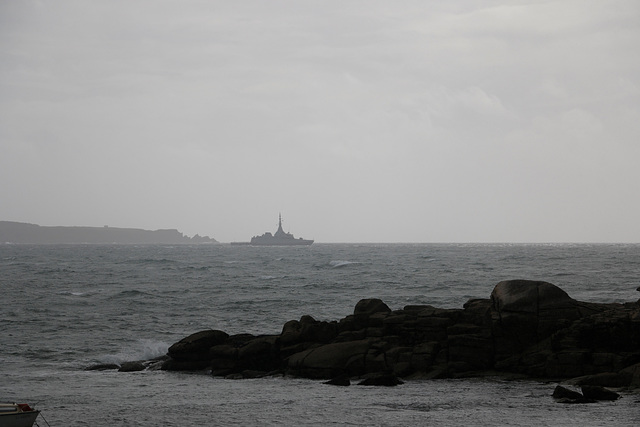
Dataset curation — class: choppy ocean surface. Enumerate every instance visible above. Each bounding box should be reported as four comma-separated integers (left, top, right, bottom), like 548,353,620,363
2,243,639,426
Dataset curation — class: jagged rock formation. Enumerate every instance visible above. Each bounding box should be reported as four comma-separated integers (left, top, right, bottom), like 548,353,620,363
0,221,216,244
161,280,640,389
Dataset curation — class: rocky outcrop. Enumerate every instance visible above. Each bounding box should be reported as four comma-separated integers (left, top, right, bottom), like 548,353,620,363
164,330,230,371
161,280,640,388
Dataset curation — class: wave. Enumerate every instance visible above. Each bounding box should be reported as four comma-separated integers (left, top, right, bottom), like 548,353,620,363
119,258,181,266
57,290,91,297
182,265,210,271
35,267,76,274
97,339,169,365
328,260,359,268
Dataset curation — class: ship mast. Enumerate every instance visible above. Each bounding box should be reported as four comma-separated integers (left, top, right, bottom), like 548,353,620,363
275,213,285,236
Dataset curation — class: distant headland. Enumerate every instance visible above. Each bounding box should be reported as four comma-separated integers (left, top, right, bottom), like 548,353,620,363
0,221,217,244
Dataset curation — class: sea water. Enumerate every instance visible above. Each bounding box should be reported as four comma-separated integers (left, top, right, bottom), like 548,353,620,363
1,243,639,426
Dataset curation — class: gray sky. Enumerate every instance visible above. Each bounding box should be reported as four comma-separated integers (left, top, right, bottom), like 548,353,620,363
1,0,639,243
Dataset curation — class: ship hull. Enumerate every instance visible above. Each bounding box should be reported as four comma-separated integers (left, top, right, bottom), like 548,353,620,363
250,238,313,246
232,214,313,246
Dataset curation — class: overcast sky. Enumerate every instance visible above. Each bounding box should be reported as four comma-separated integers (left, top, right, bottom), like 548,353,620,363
1,1,639,243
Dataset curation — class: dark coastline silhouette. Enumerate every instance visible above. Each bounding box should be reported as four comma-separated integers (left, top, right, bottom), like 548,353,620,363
0,221,216,244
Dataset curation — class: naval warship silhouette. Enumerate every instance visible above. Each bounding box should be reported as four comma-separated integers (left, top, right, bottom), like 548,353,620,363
231,214,313,246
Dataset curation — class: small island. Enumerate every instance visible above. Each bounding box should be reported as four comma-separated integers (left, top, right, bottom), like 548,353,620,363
0,221,217,244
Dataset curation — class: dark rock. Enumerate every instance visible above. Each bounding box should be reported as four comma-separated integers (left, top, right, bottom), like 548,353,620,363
211,368,233,377
409,341,440,373
227,333,257,347
491,280,575,314
85,363,120,371
552,385,584,400
447,323,483,335
119,361,146,372
210,350,240,372
237,335,280,372
580,385,620,401
209,344,238,359
280,319,303,345
145,357,169,371
461,299,493,327
224,373,244,380
324,375,351,386
354,299,391,316
419,307,462,321
334,330,367,342
168,330,229,362
281,317,338,345
403,304,434,312
358,372,404,386
160,280,640,385
239,370,269,379
491,280,581,362
621,362,640,389
447,334,493,371
282,316,333,342
207,335,281,374
161,359,211,371
570,371,633,388
384,346,413,376
287,339,376,379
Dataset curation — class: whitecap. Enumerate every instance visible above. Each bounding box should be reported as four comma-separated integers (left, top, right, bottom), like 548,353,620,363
329,260,358,268
57,290,88,296
98,339,169,365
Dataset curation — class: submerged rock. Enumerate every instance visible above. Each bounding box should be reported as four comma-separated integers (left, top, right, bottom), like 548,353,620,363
324,375,351,386
119,361,145,372
85,363,120,371
357,372,404,386
580,385,621,401
568,371,633,388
